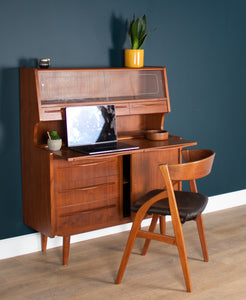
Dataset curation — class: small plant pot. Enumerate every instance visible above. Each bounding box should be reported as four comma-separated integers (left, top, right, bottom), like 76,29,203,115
125,49,144,68
47,139,62,151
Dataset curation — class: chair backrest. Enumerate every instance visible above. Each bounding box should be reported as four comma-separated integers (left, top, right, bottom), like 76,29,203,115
164,149,215,182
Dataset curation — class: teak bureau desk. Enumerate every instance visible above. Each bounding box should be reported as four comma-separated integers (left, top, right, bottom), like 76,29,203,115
20,67,196,265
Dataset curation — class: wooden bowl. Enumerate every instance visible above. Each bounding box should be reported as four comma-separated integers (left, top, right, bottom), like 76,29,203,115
145,130,168,141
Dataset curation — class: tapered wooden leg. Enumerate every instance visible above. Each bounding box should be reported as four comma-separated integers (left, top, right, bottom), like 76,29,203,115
63,236,70,265
159,164,192,292
141,214,159,256
172,217,192,292
176,236,192,292
159,215,166,234
115,221,142,284
41,234,47,252
196,214,209,262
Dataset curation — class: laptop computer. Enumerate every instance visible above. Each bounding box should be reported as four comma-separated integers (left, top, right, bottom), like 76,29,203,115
65,104,139,155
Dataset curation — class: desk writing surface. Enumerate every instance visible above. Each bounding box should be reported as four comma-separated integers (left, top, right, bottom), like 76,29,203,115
50,136,197,162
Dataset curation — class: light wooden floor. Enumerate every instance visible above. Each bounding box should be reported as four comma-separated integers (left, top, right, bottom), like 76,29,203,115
1,205,246,300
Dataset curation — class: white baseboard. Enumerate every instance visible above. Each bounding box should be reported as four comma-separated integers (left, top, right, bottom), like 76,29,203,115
1,189,245,260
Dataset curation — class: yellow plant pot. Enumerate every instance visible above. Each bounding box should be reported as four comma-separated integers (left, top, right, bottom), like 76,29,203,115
125,49,144,68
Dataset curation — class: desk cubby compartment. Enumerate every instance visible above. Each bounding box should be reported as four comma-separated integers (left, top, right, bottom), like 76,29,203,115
123,155,131,217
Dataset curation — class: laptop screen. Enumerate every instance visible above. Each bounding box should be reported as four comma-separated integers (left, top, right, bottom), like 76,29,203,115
66,105,117,147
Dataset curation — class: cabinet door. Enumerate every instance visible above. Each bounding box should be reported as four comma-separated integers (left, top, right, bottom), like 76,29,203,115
131,148,180,204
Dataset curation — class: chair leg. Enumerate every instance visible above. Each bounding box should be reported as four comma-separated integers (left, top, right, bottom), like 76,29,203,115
196,214,208,262
115,220,142,284
172,218,192,292
159,215,166,234
141,214,159,256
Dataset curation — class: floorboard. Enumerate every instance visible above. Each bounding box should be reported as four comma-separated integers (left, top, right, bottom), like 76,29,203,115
1,205,246,299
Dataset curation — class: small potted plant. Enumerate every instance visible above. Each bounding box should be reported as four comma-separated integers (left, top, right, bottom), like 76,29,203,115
47,130,62,151
125,14,156,68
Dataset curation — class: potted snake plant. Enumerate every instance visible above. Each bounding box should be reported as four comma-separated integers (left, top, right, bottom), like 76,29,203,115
125,14,156,68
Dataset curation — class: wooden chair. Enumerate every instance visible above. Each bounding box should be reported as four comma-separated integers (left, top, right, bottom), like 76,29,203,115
115,149,215,292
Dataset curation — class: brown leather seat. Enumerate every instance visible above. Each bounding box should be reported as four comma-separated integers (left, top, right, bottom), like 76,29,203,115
115,149,215,292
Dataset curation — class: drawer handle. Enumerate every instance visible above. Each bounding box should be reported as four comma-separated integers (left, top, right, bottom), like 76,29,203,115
45,109,62,113
58,158,117,169
77,186,97,191
58,204,117,217
58,162,105,169
132,104,145,108
132,103,158,108
76,160,114,167
59,182,115,193
77,162,101,167
60,186,98,193
116,105,128,109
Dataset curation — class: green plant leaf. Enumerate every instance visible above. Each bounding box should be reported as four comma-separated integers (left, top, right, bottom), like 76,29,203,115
138,15,146,41
130,18,139,49
128,14,156,49
138,28,156,49
50,130,60,140
132,39,139,49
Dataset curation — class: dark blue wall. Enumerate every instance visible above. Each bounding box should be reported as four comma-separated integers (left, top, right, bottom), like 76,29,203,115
0,0,245,239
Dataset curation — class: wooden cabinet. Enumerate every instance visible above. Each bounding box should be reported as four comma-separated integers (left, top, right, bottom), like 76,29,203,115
20,67,196,265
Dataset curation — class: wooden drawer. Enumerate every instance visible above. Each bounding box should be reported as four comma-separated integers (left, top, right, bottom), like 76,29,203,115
53,157,119,188
55,200,119,235
130,100,168,114
115,103,130,115
54,172,118,191
40,105,64,121
54,177,119,207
